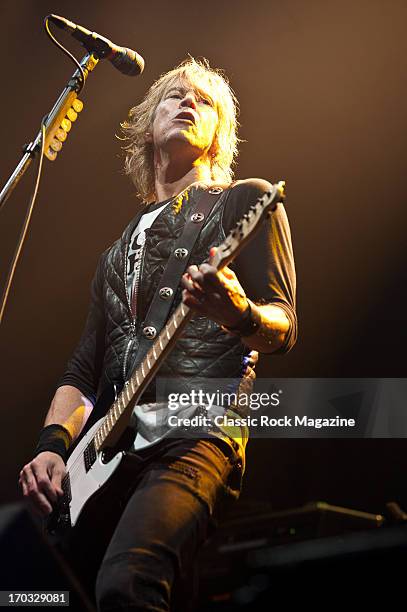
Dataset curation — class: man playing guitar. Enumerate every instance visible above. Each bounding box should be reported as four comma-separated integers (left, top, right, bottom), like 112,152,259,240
19,58,297,611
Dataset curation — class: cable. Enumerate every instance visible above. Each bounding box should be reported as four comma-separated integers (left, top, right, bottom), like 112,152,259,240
0,121,46,325
1,20,88,325
44,17,86,94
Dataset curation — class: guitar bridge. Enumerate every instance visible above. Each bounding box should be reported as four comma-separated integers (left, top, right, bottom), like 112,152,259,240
47,472,72,535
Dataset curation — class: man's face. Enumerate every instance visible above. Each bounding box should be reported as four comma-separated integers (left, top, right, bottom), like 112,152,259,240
150,80,219,160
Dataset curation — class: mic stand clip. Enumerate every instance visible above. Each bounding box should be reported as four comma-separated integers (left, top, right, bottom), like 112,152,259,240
0,52,99,212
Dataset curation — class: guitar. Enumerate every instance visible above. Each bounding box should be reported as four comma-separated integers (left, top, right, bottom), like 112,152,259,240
47,181,285,538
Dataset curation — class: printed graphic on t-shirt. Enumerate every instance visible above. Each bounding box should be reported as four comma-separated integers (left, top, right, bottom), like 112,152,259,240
127,201,170,306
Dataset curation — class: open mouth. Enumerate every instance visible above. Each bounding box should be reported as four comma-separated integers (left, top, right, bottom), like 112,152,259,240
174,111,196,124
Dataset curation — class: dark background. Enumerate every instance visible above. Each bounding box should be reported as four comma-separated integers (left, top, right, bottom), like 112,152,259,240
0,0,406,514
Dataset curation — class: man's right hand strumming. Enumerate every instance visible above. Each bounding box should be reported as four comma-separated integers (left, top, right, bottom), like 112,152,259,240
19,451,66,517
18,386,94,516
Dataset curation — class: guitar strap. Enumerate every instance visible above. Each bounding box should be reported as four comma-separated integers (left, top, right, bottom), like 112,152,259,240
131,185,228,374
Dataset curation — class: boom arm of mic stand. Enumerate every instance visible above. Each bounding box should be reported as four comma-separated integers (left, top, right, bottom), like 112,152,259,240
0,53,99,212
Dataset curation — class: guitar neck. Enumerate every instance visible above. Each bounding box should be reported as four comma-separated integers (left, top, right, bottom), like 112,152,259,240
90,181,285,452
95,301,192,450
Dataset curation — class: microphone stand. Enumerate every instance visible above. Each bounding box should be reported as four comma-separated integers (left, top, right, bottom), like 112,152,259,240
0,52,99,212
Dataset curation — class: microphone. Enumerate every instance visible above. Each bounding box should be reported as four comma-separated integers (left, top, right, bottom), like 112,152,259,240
47,14,145,76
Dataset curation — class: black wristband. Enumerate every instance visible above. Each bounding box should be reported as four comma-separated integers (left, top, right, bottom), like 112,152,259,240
222,301,261,337
34,424,72,463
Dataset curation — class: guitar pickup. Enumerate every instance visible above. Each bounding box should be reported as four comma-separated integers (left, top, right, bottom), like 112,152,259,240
84,439,97,472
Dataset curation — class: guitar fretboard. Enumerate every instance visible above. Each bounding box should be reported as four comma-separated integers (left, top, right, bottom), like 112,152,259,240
93,301,192,451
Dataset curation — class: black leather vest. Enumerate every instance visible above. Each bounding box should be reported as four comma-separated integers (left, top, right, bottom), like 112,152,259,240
96,185,252,400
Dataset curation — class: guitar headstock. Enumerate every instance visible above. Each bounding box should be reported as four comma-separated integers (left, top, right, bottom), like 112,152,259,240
210,181,286,269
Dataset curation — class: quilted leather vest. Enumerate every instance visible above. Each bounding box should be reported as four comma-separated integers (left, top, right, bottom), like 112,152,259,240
96,185,252,401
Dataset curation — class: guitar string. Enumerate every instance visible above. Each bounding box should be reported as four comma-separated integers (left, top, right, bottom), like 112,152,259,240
59,192,274,494
61,231,234,487
61,234,232,488
61,305,187,486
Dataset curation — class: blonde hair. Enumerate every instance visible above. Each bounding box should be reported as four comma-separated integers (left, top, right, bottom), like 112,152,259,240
121,58,239,203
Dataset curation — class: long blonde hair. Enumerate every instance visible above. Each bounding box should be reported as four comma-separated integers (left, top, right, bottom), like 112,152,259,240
121,58,239,203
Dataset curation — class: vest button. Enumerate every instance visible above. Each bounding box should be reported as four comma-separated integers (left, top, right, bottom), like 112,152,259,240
191,212,205,223
159,287,173,300
174,248,188,259
142,326,157,339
